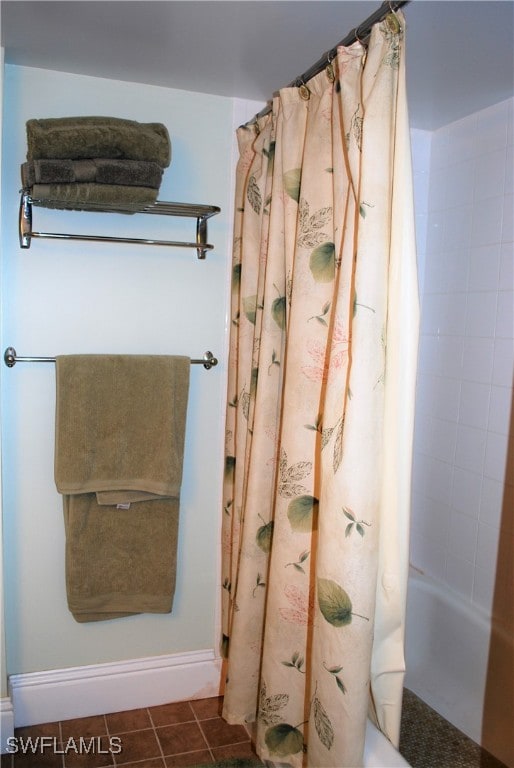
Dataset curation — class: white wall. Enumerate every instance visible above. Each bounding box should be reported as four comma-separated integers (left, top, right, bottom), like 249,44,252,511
410,97,513,624
1,65,234,675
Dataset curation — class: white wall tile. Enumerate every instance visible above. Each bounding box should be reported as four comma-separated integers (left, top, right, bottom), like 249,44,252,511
445,553,474,599
480,476,505,529
434,375,462,422
492,338,514,386
504,145,513,196
412,494,451,547
475,523,500,570
462,338,495,384
426,210,445,253
446,159,475,207
488,385,512,436
409,531,447,582
443,204,473,250
437,336,464,379
474,149,507,202
501,194,513,243
499,242,513,288
424,455,454,504
448,509,478,563
465,291,498,338
473,563,496,614
459,380,491,430
468,243,501,292
455,423,487,474
451,466,482,519
495,291,513,339
429,417,458,463
472,195,504,246
484,430,509,482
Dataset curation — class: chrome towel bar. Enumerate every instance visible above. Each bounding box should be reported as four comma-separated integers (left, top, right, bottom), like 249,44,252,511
4,347,218,370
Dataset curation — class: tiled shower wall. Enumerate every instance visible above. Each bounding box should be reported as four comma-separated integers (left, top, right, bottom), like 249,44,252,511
410,97,514,621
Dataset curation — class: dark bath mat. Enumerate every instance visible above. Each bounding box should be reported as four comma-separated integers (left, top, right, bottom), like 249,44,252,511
399,688,509,768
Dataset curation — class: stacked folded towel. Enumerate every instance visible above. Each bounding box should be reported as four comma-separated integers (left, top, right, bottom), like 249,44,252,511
22,116,171,210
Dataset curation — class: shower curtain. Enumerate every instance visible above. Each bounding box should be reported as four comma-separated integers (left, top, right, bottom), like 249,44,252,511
221,11,419,767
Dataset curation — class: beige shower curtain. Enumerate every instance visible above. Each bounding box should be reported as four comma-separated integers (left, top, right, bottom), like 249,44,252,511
221,11,419,767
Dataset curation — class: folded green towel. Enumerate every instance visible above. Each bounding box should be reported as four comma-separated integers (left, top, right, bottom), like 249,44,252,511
26,116,171,167
30,182,158,210
63,493,180,622
22,158,164,189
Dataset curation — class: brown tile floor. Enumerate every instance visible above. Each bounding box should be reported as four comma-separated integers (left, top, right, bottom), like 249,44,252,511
2,689,508,768
0,697,262,768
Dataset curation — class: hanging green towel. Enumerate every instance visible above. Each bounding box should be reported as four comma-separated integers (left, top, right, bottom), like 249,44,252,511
63,493,180,622
54,354,190,622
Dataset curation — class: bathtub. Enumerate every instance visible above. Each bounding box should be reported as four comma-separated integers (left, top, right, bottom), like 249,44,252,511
363,719,411,767
404,567,513,766
405,567,490,742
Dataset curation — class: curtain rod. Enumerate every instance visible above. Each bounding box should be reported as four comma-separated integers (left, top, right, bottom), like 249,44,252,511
252,0,410,121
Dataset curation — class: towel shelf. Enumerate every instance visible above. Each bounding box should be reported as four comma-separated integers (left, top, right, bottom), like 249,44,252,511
4,347,219,370
19,189,221,259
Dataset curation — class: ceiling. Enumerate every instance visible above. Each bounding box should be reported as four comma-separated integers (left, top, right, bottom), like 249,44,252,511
1,1,513,130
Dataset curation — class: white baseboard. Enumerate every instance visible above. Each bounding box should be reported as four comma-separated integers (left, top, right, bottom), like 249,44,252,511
0,697,15,753
9,649,222,728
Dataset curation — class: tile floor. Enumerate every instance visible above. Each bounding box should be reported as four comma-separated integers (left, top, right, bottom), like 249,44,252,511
1,689,508,768
0,696,262,768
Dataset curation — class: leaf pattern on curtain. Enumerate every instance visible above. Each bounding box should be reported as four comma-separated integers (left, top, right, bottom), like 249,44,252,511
221,12,419,767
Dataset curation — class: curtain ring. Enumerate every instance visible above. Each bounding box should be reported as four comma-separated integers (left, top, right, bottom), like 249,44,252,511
354,25,367,46
325,50,336,83
385,1,402,34
296,77,311,101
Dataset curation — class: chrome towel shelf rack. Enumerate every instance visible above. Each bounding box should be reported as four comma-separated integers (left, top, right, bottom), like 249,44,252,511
19,189,221,259
4,347,219,370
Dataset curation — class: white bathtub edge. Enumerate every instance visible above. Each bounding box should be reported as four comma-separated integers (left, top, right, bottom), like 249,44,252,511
364,720,411,767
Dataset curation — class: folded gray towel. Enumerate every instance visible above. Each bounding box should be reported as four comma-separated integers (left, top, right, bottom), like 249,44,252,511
26,116,171,167
22,159,164,189
30,182,158,210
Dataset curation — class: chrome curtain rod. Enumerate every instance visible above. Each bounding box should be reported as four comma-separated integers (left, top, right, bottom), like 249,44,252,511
3,347,218,370
252,0,410,121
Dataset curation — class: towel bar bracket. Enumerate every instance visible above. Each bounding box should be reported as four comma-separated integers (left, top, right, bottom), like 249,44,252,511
19,190,32,249
4,347,218,370
18,190,220,258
